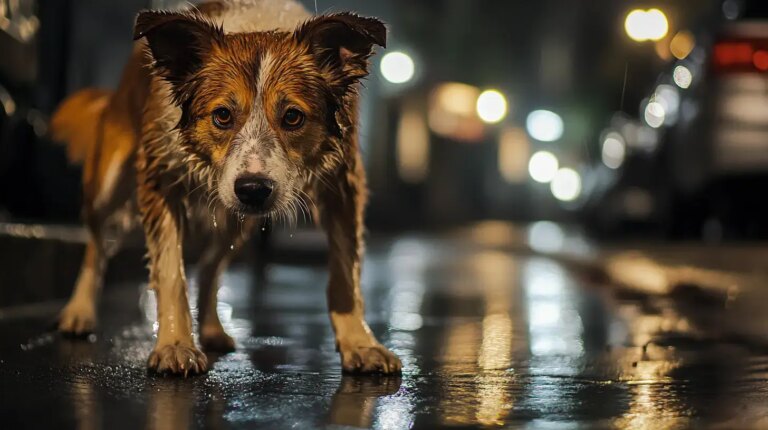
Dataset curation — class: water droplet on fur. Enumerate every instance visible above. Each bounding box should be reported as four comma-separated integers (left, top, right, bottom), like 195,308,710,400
230,244,234,250
261,227,266,231
289,234,293,238
239,213,246,222
212,214,218,228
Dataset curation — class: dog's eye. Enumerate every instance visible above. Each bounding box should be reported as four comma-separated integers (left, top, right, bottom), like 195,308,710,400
212,107,233,129
281,108,305,130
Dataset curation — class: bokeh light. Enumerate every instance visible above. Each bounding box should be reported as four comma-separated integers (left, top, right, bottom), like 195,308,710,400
550,168,582,202
673,65,693,89
625,9,669,42
476,90,508,124
669,31,695,60
428,82,484,142
601,132,626,170
396,102,430,183
526,110,564,142
753,50,768,71
498,127,530,183
722,0,740,20
644,101,666,128
380,51,415,84
528,151,559,183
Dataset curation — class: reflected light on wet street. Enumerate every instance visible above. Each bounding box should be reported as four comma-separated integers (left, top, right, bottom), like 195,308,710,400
2,227,768,428
525,259,584,358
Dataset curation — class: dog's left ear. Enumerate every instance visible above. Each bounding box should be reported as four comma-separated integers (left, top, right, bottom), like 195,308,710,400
295,13,386,95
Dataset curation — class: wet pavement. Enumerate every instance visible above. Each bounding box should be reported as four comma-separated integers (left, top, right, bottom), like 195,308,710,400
1,223,768,429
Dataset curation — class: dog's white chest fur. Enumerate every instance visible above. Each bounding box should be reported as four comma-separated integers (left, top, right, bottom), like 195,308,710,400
215,0,311,33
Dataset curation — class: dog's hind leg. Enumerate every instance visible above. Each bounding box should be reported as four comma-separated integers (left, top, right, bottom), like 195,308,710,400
58,117,136,336
58,198,131,336
58,201,134,335
58,230,105,335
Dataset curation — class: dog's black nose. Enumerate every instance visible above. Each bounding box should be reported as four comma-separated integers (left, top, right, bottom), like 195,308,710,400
234,176,274,210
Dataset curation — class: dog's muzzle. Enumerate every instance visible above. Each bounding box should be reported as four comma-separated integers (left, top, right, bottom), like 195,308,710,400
234,175,275,212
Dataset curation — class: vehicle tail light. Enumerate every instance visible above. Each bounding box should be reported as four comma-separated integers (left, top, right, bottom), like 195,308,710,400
712,38,768,73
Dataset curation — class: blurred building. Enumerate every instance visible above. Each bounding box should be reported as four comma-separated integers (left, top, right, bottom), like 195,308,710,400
2,0,760,238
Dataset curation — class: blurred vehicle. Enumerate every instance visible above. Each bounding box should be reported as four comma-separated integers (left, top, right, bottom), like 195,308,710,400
586,0,768,239
667,0,768,238
582,114,665,236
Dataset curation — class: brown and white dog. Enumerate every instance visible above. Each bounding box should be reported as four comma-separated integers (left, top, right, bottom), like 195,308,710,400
50,0,401,376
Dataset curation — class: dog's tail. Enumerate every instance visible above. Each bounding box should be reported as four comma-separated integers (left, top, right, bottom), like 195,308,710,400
50,88,112,164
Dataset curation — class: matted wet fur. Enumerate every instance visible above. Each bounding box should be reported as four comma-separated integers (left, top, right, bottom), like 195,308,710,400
49,0,400,376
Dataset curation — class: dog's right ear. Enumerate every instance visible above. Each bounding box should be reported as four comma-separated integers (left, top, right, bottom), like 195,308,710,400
134,11,223,88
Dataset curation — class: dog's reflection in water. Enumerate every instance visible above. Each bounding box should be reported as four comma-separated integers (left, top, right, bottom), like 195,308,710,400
146,380,195,430
327,375,403,428
144,374,401,430
63,353,401,430
146,378,232,430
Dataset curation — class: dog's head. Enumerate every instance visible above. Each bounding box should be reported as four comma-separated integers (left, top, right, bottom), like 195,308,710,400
134,10,385,217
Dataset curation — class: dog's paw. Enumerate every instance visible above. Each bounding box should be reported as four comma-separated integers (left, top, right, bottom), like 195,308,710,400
147,343,207,376
339,343,402,375
200,326,236,353
58,302,97,336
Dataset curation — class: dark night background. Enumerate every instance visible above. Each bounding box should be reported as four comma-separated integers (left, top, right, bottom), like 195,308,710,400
3,1,768,429
4,0,762,237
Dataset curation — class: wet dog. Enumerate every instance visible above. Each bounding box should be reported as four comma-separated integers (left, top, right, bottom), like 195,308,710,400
50,0,400,376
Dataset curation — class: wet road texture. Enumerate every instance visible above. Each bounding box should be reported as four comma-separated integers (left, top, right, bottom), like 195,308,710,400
1,223,768,429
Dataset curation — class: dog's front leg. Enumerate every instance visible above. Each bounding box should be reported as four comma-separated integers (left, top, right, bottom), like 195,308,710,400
138,168,206,376
321,168,402,374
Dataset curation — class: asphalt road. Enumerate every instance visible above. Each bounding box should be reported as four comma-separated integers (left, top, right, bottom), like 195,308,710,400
1,225,767,429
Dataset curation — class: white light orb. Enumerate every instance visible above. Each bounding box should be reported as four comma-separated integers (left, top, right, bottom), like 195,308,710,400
625,9,669,42
673,65,693,89
380,51,415,84
476,90,508,124
528,151,559,183
644,101,666,128
644,9,669,41
526,110,564,142
601,132,626,169
550,168,582,202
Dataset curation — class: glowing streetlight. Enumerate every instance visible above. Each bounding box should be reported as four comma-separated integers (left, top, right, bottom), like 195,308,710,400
625,9,669,42
476,89,508,123
380,51,415,84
